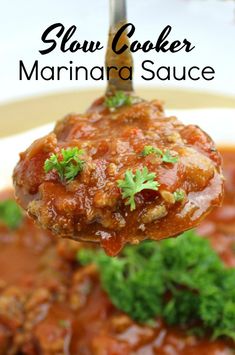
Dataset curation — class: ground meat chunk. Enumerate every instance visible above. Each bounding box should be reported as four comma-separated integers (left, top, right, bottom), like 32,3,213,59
13,97,224,255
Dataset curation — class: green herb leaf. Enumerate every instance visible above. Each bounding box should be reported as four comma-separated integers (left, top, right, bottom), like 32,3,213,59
117,167,160,211
105,91,138,110
58,319,70,328
0,200,23,229
141,145,178,164
161,150,179,164
77,230,235,341
44,147,84,182
173,189,185,202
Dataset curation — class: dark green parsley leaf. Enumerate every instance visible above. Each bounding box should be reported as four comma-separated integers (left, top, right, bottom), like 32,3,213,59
44,147,84,182
44,154,62,179
77,230,235,341
0,199,23,229
141,145,179,164
105,91,140,110
117,167,160,211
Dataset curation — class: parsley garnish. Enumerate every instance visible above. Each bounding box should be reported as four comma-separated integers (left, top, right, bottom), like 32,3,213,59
173,189,185,202
141,145,178,164
58,319,70,328
105,91,137,110
44,147,84,182
117,167,160,211
77,230,235,341
141,146,159,156
0,200,23,229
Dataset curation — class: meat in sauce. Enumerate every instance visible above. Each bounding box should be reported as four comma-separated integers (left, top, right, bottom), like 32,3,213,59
0,147,233,354
13,97,224,255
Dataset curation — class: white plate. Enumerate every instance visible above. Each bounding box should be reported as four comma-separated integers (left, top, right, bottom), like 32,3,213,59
1,108,235,190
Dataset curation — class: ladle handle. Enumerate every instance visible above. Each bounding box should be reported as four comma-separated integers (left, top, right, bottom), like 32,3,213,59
105,0,133,95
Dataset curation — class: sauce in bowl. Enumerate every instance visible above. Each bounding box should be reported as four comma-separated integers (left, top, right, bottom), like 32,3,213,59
0,147,234,354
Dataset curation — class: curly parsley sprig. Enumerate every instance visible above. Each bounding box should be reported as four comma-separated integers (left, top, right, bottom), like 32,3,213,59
173,188,185,202
141,145,179,164
44,147,85,182
105,91,141,110
0,200,23,229
77,230,235,341
117,167,160,211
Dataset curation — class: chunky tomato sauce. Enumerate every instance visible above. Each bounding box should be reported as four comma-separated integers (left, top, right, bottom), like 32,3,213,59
0,147,234,354
13,98,224,255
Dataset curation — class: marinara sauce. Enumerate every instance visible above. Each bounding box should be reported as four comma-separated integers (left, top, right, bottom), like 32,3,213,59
0,147,233,354
13,98,224,255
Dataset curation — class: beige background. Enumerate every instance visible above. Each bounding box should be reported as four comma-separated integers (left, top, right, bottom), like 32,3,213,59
0,88,235,138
